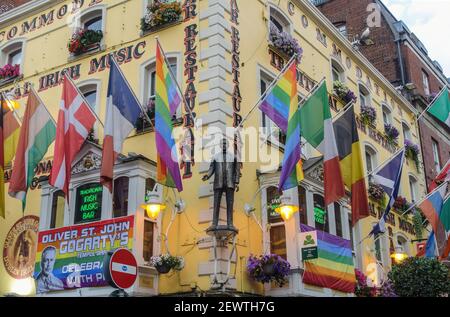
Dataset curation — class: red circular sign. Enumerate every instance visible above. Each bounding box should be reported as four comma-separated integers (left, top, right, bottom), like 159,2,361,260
109,249,138,289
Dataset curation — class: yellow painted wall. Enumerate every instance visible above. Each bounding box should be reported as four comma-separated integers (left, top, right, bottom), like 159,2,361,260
0,0,425,296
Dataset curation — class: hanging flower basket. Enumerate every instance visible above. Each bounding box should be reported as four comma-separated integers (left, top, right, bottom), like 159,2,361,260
247,254,290,287
0,64,20,84
333,81,357,104
269,25,303,63
360,105,377,126
68,29,103,56
368,182,385,204
150,254,185,274
384,123,399,145
141,0,182,33
393,196,411,214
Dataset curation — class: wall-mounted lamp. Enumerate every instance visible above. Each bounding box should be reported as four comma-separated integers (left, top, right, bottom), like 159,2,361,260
390,247,408,264
275,203,299,221
141,185,166,220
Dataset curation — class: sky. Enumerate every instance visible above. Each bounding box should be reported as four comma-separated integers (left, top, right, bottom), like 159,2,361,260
383,0,450,78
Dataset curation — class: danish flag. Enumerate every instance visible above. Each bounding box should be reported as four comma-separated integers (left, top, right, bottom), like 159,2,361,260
49,74,96,197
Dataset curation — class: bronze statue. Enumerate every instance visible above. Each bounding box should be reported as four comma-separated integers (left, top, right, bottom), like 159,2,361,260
202,138,240,232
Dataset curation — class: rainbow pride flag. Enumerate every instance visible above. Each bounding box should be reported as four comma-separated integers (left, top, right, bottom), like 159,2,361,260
155,42,183,191
259,60,303,191
300,224,356,293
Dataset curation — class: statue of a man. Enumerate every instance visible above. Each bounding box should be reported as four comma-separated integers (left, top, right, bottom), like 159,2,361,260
202,138,240,232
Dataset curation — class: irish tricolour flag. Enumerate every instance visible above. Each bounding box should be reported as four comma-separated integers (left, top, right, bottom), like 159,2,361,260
299,82,345,206
428,87,450,128
9,90,56,209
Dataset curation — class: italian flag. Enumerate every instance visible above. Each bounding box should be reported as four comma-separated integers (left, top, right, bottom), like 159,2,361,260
9,90,56,209
300,82,345,205
428,87,450,127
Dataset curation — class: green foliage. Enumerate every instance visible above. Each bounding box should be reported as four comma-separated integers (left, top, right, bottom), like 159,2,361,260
388,257,450,297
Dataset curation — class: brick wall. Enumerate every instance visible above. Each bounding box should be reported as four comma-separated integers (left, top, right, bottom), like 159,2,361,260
402,44,444,100
0,0,31,14
419,119,450,190
318,0,401,85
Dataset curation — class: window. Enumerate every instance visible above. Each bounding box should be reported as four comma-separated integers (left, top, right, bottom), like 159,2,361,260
267,186,286,259
359,84,371,108
365,145,377,174
298,186,307,225
50,191,65,229
402,122,411,141
348,217,354,250
79,8,104,33
374,234,383,263
140,58,179,132
334,22,347,37
422,70,430,96
334,203,343,238
409,176,418,203
79,82,100,141
331,60,345,82
269,6,291,34
382,105,392,126
313,194,328,233
143,220,154,262
396,235,410,256
113,177,129,218
260,74,285,146
432,139,441,172
74,183,103,224
7,48,22,65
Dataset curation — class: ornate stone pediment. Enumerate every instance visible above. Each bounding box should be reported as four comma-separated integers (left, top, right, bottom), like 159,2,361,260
306,164,324,184
71,142,103,175
72,151,102,175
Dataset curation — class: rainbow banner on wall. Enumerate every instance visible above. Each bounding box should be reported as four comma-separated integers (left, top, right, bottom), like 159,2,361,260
33,215,134,294
300,224,356,293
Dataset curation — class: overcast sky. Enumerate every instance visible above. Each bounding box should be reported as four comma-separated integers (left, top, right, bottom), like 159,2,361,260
383,0,450,78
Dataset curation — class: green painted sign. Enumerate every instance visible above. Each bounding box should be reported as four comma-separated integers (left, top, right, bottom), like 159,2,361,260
302,247,318,260
314,206,326,224
75,183,103,224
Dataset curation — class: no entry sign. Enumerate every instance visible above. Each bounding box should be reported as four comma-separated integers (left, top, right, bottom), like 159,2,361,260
108,248,138,289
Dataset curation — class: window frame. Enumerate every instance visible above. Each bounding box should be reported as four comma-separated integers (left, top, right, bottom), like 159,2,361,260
364,144,378,174
0,38,26,77
50,190,65,229
431,138,441,173
408,175,418,203
422,70,430,96
331,59,345,83
268,4,293,34
382,104,392,126
358,83,371,109
78,80,101,140
402,121,411,142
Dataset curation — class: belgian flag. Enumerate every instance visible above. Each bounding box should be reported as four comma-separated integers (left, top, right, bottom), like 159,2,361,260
0,94,20,218
333,105,369,226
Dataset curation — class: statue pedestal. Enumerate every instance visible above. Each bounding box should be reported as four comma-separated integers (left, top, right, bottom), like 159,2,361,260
206,225,238,239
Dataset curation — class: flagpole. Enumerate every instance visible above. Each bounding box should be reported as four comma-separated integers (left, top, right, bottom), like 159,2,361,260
61,71,105,128
108,56,155,130
29,85,57,126
400,181,448,217
155,37,197,128
416,86,446,122
238,54,298,128
1,92,23,125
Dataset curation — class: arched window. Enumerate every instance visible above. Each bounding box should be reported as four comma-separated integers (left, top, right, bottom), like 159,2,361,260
140,56,180,132
365,145,378,174
0,39,25,80
269,6,291,33
50,190,65,229
78,81,100,141
298,186,307,225
331,59,345,82
396,234,410,256
409,175,418,203
382,104,392,126
359,84,371,108
334,202,343,237
313,194,328,233
80,8,104,32
113,177,129,218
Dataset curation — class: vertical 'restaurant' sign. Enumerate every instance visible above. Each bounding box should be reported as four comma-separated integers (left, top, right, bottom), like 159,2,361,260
33,215,134,294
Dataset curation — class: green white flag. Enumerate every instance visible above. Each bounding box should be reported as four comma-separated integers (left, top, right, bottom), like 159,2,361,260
428,87,450,127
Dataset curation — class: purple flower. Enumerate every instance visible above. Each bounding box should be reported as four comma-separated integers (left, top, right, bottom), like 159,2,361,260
247,254,291,287
269,25,303,63
384,123,399,142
